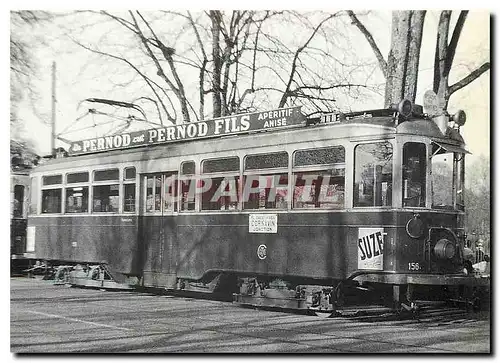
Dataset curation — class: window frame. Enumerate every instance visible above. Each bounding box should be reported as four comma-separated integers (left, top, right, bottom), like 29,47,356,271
353,140,394,209
123,167,137,213
40,174,63,214
402,141,427,209
143,171,178,215
244,151,289,171
243,151,290,211
91,168,121,214
293,146,346,168
64,171,90,214
430,143,465,211
201,156,241,212
292,146,346,210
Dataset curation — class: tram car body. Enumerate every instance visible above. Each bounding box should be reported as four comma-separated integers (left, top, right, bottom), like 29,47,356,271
27,102,476,308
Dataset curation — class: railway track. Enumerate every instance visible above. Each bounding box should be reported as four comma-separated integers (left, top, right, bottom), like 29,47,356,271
316,301,489,325
27,273,491,327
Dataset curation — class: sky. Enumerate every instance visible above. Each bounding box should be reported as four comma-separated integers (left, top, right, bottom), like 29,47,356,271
10,10,491,163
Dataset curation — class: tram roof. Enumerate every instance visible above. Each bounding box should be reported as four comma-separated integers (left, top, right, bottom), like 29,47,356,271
35,106,466,171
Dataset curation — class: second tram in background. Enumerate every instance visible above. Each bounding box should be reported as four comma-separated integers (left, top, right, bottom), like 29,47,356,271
25,99,488,312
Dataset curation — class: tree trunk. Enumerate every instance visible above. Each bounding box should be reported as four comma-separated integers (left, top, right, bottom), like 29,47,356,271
404,11,426,104
384,11,425,107
433,11,451,112
385,11,410,107
210,10,222,118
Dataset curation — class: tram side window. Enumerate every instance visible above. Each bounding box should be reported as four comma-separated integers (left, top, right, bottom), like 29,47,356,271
354,142,393,207
243,152,289,210
43,174,62,186
202,176,240,210
65,186,89,213
403,143,426,207
93,169,120,213
180,161,196,211
294,147,345,166
94,168,119,182
13,185,25,218
93,185,119,212
65,172,89,213
145,173,177,213
123,167,136,213
146,175,162,212
243,174,288,210
180,179,196,211
202,157,240,211
41,174,62,214
42,189,62,213
163,173,178,212
245,152,288,170
67,172,89,184
292,147,345,209
293,171,345,209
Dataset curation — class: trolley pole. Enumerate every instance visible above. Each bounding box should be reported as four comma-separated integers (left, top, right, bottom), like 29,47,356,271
51,61,56,157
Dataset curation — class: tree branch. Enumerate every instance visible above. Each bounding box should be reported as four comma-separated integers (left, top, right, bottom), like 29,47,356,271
132,11,190,122
187,11,208,120
445,10,468,76
433,10,451,94
279,12,340,108
347,10,387,78
448,62,490,95
72,37,176,124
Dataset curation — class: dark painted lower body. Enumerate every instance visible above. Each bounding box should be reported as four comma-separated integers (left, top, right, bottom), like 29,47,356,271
29,210,464,289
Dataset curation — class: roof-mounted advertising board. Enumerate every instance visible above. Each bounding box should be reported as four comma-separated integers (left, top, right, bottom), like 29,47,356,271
68,106,305,156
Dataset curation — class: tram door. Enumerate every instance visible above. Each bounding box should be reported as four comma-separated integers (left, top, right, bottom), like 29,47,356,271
140,172,178,288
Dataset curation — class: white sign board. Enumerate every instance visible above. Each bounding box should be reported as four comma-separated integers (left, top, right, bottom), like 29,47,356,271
357,228,384,270
26,226,36,252
249,214,278,233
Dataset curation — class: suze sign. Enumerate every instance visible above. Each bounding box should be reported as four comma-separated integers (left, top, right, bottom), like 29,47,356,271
357,228,384,270
69,106,305,155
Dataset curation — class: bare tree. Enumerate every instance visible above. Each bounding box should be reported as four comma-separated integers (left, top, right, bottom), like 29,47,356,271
348,10,490,109
10,11,52,163
433,11,490,110
465,155,490,247
10,11,52,128
60,10,377,129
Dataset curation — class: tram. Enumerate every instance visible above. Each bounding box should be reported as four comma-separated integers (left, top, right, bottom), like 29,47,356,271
26,100,483,311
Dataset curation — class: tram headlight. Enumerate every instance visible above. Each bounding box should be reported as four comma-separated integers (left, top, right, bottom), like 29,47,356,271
452,110,466,126
433,239,456,260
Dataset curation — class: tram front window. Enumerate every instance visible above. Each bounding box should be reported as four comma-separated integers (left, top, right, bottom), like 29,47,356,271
354,142,393,207
403,142,426,207
431,149,463,210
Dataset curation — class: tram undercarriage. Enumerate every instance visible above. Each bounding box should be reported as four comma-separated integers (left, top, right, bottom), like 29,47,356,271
34,259,490,317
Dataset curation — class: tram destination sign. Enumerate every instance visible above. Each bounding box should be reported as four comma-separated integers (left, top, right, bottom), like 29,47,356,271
69,106,305,155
